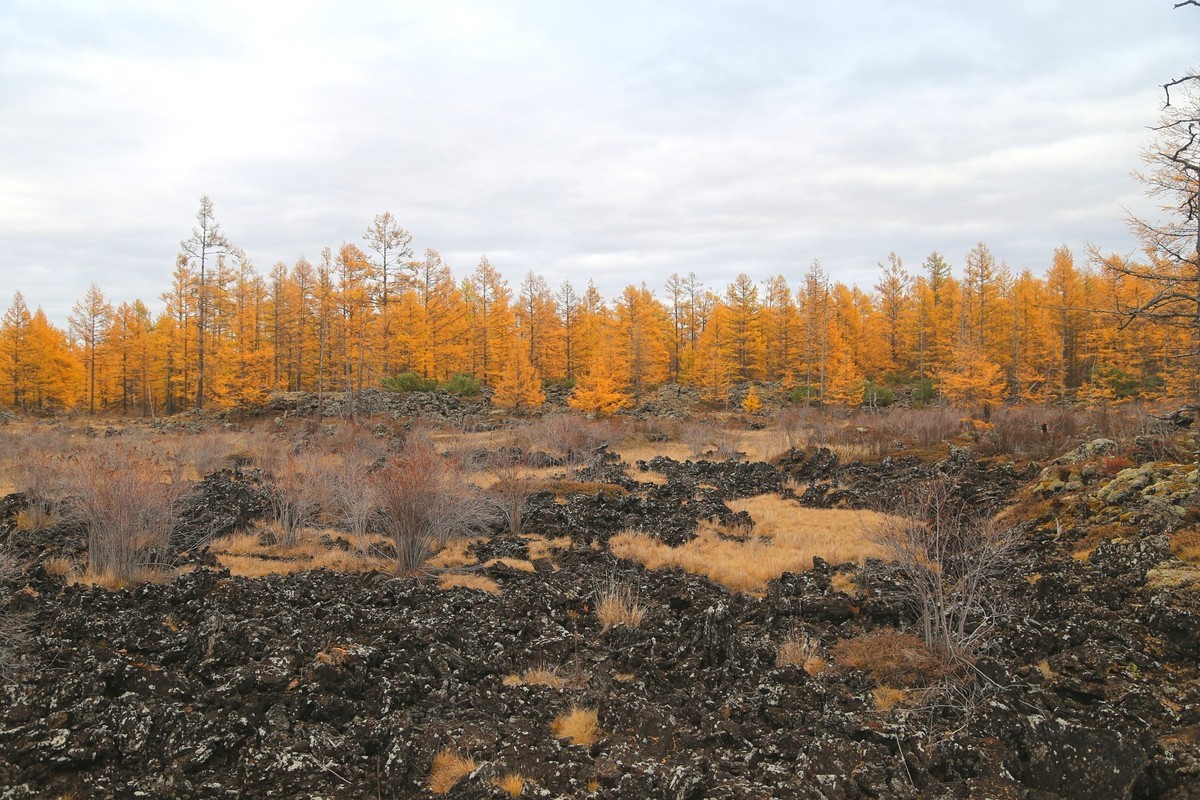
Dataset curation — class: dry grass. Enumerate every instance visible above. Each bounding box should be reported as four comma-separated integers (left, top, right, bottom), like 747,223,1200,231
503,665,567,688
67,567,169,590
14,506,57,532
872,686,909,711
626,467,670,484
524,534,571,561
830,571,861,597
595,578,645,630
428,749,477,795
438,573,501,594
491,773,528,797
776,631,826,675
424,537,484,570
483,557,536,573
551,706,602,746
43,556,76,578
832,629,951,688
1170,529,1200,563
613,440,692,465
611,496,892,593
209,527,391,577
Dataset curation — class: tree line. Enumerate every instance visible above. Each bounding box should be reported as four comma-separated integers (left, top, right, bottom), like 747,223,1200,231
0,200,1192,416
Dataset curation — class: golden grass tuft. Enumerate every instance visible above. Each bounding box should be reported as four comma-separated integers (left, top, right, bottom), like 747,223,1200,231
503,665,567,688
610,496,893,593
209,527,391,578
67,567,167,590
524,534,571,561
484,557,536,573
872,686,909,711
43,556,77,578
595,578,645,630
424,537,484,570
428,749,477,795
438,573,501,594
491,773,527,797
15,506,56,532
551,706,602,746
776,631,826,675
830,571,861,597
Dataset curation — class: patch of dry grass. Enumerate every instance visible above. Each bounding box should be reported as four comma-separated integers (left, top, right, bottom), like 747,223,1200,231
483,557,536,573
872,686,909,711
424,537,484,570
491,773,528,797
611,496,893,593
42,556,76,578
776,631,826,675
1170,529,1200,563
830,571,861,597
595,578,645,630
503,665,567,688
428,749,477,795
67,567,169,590
833,629,951,688
209,527,391,577
524,534,571,561
438,573,501,594
551,706,602,746
15,506,56,532
613,440,691,465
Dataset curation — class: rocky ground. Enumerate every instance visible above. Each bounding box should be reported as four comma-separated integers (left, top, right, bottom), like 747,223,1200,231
0,444,1198,799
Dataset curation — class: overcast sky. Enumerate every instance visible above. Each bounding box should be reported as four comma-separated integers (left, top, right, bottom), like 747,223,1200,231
1,1,1196,325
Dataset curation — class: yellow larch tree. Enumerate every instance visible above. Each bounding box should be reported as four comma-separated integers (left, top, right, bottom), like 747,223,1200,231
465,255,514,386
613,284,671,399
568,332,631,415
492,339,546,414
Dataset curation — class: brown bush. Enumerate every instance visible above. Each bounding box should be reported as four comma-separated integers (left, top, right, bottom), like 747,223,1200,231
259,442,333,548
371,434,497,571
65,445,187,585
488,450,542,536
0,547,25,677
833,629,951,688
870,478,1016,659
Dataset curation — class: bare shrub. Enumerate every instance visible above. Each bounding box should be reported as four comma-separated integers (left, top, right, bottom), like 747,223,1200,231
259,443,333,547
869,479,1016,660
1,427,69,526
328,451,380,554
523,413,619,468
371,435,497,571
775,405,811,451
65,445,187,584
681,422,742,460
0,547,25,678
595,575,645,630
879,407,960,450
488,450,543,536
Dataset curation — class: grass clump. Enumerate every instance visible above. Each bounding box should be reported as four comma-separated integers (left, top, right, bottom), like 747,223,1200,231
776,631,826,675
551,706,602,746
832,629,952,688
595,577,645,630
438,573,501,594
610,498,892,594
428,749,476,795
491,773,528,797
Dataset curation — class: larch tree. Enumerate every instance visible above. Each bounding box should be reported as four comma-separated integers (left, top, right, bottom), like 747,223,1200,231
874,252,912,374
69,283,112,415
492,339,546,414
568,333,631,416
0,292,33,409
363,211,414,377
179,196,237,411
465,256,514,385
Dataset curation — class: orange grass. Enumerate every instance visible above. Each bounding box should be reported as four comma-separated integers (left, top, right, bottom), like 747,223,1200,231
428,749,477,794
523,534,571,561
484,557,536,572
502,665,567,688
438,573,501,594
610,495,893,593
491,773,528,797
424,537,484,570
551,707,602,746
209,527,391,577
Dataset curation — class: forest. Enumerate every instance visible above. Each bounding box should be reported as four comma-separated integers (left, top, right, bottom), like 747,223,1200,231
0,200,1187,418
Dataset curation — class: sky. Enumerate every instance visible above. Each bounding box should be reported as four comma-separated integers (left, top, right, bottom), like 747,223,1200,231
1,0,1197,326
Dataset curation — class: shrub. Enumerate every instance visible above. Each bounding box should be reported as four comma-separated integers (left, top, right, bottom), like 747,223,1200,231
65,446,187,585
0,547,24,678
776,631,825,675
869,479,1016,660
862,381,895,409
789,384,819,403
542,376,577,391
382,371,438,393
371,435,497,571
441,373,482,396
488,449,542,536
260,443,332,548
